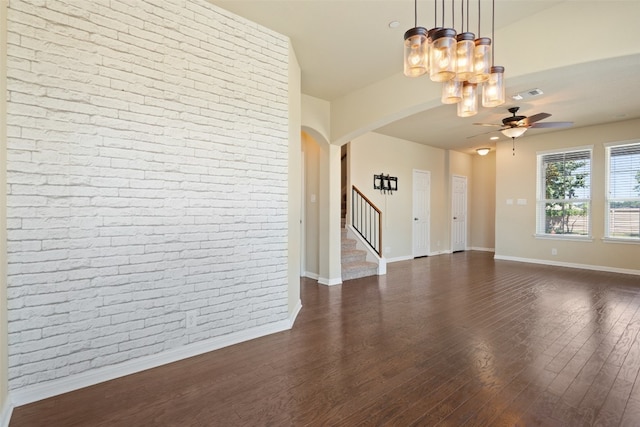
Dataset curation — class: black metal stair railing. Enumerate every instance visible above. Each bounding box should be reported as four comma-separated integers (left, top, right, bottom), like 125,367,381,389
351,186,382,257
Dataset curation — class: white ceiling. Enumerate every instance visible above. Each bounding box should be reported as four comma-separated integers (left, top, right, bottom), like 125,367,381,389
209,0,640,153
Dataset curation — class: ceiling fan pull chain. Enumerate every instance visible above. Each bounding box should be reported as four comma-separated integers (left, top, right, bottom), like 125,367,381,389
512,137,516,156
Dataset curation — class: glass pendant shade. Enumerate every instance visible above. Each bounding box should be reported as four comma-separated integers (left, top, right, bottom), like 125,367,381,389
501,127,527,138
482,65,505,107
404,27,429,77
441,79,462,104
472,37,492,83
426,27,441,72
457,82,478,117
429,28,457,82
455,32,475,81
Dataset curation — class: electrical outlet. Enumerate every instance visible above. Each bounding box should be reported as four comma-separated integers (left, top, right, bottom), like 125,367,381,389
186,310,198,328
551,248,557,256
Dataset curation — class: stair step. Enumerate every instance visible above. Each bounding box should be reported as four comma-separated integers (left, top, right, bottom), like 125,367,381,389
341,248,367,264
341,239,357,251
340,230,378,281
341,261,378,281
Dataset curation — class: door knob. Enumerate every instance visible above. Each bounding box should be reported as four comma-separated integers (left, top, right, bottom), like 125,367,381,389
453,217,457,219
414,218,418,221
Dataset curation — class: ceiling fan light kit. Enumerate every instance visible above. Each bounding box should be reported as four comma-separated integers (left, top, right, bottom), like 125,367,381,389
471,106,573,153
403,0,505,117
501,126,527,138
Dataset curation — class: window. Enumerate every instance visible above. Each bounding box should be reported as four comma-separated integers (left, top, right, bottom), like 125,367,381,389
605,142,640,241
536,148,592,237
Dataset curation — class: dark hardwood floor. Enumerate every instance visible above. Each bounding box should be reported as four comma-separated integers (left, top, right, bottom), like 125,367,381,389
10,251,640,426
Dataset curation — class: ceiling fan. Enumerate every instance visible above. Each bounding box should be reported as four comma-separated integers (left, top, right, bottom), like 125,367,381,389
473,107,573,139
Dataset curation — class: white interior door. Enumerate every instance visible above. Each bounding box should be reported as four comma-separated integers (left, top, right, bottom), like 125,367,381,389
451,175,467,252
413,170,430,257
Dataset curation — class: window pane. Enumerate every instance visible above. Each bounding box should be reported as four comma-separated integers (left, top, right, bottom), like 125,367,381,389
608,204,640,238
610,148,640,199
543,155,590,200
544,202,589,235
607,142,640,239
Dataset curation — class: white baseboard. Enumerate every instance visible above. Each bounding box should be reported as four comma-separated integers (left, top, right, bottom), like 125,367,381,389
318,276,342,286
303,271,319,280
305,272,342,286
494,255,640,276
0,397,12,427
469,247,495,252
11,319,293,407
289,299,302,328
429,250,452,256
386,255,414,263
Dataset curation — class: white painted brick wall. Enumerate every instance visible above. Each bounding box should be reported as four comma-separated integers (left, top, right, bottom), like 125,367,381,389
6,0,289,390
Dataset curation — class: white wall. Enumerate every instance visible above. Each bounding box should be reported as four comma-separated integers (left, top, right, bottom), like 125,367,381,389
349,132,451,260
495,118,640,274
287,45,302,320
6,0,291,397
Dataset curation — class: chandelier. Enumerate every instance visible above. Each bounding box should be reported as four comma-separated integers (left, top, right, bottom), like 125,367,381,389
403,0,505,117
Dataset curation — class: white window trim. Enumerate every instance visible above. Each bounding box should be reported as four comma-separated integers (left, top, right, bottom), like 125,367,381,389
536,146,593,239
604,139,640,241
534,233,593,242
602,237,640,245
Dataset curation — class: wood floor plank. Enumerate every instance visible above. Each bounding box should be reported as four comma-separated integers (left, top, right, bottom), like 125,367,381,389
9,252,640,427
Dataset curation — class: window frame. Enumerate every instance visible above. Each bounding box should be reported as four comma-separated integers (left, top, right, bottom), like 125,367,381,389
604,140,640,244
535,146,593,240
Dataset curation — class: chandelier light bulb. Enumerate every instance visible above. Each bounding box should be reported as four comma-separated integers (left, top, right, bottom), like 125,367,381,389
442,79,462,104
482,65,505,107
471,37,492,83
457,82,478,117
404,27,429,77
455,32,475,82
429,28,457,82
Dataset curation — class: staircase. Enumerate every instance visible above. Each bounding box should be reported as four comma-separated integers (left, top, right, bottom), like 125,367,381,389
341,198,378,281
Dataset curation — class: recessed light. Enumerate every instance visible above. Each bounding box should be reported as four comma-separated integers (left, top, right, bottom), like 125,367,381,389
388,21,400,29
490,136,499,140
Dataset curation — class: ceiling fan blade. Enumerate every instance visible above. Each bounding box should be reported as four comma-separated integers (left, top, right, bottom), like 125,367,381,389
521,112,551,126
530,121,573,129
472,123,502,127
466,127,506,139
